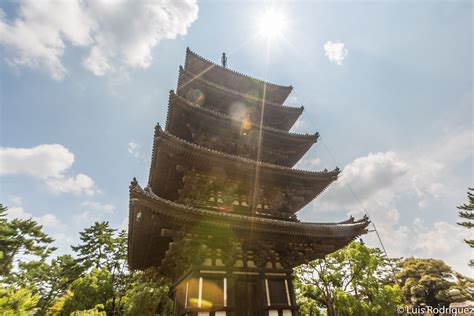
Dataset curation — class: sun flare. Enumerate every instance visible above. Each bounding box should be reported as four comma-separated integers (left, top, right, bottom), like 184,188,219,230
256,8,288,39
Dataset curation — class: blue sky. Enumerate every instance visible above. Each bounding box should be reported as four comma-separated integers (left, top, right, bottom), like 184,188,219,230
1,1,472,275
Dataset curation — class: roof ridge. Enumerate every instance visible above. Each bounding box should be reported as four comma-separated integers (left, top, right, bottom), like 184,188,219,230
179,66,302,112
186,47,293,92
168,90,318,141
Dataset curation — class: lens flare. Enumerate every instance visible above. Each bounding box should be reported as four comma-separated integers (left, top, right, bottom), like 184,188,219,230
256,8,288,39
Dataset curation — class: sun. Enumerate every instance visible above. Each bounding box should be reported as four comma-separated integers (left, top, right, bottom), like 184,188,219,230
256,8,288,40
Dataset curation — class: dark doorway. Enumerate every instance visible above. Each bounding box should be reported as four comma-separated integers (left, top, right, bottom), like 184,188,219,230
234,279,262,315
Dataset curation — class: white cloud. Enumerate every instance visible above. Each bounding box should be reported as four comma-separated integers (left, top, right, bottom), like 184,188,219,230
415,221,471,256
45,174,99,196
324,41,348,65
120,216,129,231
128,142,143,159
82,46,111,76
387,208,400,222
128,141,149,167
294,158,321,170
6,206,31,220
0,1,93,80
317,127,473,213
0,144,74,178
0,144,99,196
75,200,116,225
283,95,301,107
8,195,23,205
50,232,74,245
0,0,199,80
81,201,115,214
6,206,61,227
413,217,425,229
317,151,409,212
36,213,61,227
363,220,471,274
311,128,473,275
289,118,309,134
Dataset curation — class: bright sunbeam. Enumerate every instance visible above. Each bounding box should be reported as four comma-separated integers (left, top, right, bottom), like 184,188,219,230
256,8,288,40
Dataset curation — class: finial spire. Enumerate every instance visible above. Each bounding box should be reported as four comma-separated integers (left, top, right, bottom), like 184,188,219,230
221,52,227,68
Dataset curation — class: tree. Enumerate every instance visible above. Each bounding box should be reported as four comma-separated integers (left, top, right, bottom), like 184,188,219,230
294,241,401,316
0,204,56,276
457,188,474,267
17,255,83,314
71,221,116,270
61,268,114,315
108,229,135,313
447,272,474,303
395,258,454,308
123,275,173,316
0,286,39,315
71,222,133,314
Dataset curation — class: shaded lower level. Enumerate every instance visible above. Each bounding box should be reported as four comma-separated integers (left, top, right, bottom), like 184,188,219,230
174,268,298,316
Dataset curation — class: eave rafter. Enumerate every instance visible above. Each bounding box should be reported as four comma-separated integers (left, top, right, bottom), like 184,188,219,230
148,126,339,213
127,180,370,270
165,91,318,167
177,66,302,131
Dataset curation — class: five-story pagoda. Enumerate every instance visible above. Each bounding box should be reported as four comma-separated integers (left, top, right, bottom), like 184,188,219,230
128,48,369,316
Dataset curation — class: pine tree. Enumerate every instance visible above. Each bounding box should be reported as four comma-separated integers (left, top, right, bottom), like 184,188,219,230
457,188,474,267
71,221,116,270
0,204,56,276
71,222,133,314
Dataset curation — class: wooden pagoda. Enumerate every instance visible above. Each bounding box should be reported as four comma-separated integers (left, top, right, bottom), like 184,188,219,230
128,48,369,316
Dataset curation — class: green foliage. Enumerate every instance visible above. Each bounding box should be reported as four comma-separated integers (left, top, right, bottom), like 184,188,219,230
457,188,474,267
68,304,107,316
0,204,56,276
448,272,474,302
71,221,117,270
70,222,133,314
0,286,39,315
62,268,114,315
294,241,401,316
18,254,84,314
123,276,173,316
396,258,454,308
0,205,173,315
295,288,322,316
49,290,73,315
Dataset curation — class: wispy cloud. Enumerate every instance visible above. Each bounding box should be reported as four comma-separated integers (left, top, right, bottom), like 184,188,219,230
81,201,115,214
324,41,348,65
6,206,61,228
8,195,23,205
294,157,321,170
75,200,116,225
0,0,199,80
128,141,149,167
128,142,144,160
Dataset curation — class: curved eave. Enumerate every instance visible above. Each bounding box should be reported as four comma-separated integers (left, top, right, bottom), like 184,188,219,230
185,47,293,104
177,67,302,131
128,182,370,270
149,125,338,186
178,66,301,112
165,91,317,166
147,126,338,213
133,184,369,236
